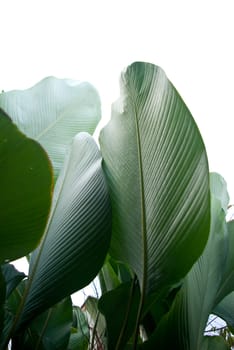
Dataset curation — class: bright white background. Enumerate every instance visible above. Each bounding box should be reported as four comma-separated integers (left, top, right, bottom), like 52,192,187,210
1,0,234,303
1,0,233,199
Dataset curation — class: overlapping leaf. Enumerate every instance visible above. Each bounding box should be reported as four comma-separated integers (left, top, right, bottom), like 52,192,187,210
99,62,210,298
1,263,26,298
0,77,101,177
98,280,140,349
17,297,73,350
12,133,111,329
151,173,234,349
68,306,89,350
0,109,53,263
213,292,234,329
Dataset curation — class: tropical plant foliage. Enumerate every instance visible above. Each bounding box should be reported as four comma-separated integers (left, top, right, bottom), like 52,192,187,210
0,62,233,349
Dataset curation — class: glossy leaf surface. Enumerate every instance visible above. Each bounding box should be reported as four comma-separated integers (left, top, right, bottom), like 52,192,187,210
152,173,234,350
16,133,111,327
99,62,210,297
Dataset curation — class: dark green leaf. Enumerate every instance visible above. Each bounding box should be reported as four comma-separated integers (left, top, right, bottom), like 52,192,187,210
15,133,111,328
0,109,53,263
0,269,6,339
13,297,73,350
0,279,27,349
203,336,230,350
98,280,140,349
151,173,234,350
1,263,26,298
68,306,89,350
213,292,234,329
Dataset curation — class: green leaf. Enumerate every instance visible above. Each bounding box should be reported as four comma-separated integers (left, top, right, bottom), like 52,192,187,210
14,133,111,328
98,258,121,295
213,292,234,329
98,280,140,349
0,77,101,178
151,173,234,350
99,61,210,298
209,172,230,213
98,257,132,295
1,263,26,298
203,336,230,350
0,109,53,263
0,279,27,350
13,297,73,350
0,269,6,340
68,306,89,350
83,296,106,349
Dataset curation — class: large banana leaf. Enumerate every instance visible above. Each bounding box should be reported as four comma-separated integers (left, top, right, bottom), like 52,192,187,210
0,77,101,177
0,108,53,263
99,62,210,299
10,133,111,330
151,173,234,350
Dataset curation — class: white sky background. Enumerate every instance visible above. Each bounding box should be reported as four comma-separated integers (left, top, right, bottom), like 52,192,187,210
1,0,234,199
1,1,234,303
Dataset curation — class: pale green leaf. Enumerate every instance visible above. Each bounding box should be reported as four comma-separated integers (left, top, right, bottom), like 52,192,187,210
0,77,101,177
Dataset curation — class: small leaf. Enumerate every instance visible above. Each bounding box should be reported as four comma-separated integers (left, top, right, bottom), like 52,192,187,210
98,281,140,349
68,306,89,350
83,296,106,349
1,263,26,298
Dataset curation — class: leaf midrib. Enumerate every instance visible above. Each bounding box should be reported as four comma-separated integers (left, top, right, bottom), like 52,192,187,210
133,100,147,295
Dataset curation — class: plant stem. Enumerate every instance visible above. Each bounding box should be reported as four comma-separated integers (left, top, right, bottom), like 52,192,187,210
115,276,137,350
